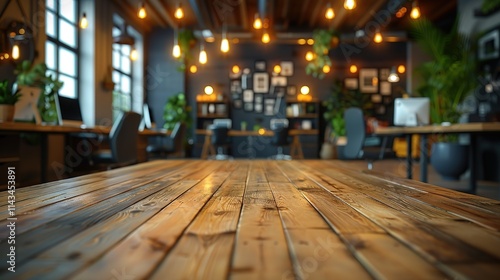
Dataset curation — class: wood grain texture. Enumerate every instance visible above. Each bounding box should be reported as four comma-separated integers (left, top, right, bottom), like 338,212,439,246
0,160,499,279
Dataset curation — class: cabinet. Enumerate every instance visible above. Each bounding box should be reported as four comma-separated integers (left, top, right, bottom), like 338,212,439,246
285,99,320,130
196,100,230,129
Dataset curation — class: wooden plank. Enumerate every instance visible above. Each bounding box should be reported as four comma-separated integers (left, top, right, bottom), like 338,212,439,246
263,161,290,183
229,162,293,279
67,162,239,280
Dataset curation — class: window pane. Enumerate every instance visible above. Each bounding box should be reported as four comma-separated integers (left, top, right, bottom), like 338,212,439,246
112,50,120,69
59,19,76,47
121,94,131,111
112,91,121,108
58,75,76,98
121,45,131,56
112,27,121,37
58,47,76,76
45,41,56,70
121,75,131,94
46,0,56,10
46,11,56,37
59,0,76,23
121,55,131,74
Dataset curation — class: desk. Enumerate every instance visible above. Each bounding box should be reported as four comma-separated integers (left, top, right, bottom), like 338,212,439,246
1,160,499,279
196,129,318,159
375,122,500,193
0,122,169,183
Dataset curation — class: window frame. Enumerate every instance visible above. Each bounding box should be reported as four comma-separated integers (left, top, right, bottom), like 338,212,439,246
112,24,134,119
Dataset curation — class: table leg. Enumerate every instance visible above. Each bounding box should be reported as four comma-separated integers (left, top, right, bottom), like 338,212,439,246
406,134,412,179
469,134,477,194
201,134,211,159
419,134,428,183
291,135,304,159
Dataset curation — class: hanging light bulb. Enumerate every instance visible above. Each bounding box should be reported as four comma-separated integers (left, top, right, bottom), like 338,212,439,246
410,1,421,19
344,0,356,10
349,65,358,73
323,65,331,73
221,26,229,53
300,86,310,95
130,47,138,61
253,13,262,29
199,44,207,64
305,51,314,61
273,65,281,74
190,65,198,73
325,4,335,19
388,67,400,82
398,65,406,74
262,31,270,44
172,44,181,58
374,30,383,43
174,4,184,19
80,12,88,29
12,44,20,60
138,2,146,19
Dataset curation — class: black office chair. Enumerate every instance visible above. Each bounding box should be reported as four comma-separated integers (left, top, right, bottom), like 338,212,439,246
210,126,232,160
90,111,142,169
270,126,292,160
146,122,186,159
344,107,380,169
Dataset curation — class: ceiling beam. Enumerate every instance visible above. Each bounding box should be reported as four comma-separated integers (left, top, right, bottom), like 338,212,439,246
308,0,325,27
329,1,347,31
143,0,168,28
298,0,310,25
111,0,152,32
354,0,387,29
148,0,176,28
280,0,290,29
238,0,248,30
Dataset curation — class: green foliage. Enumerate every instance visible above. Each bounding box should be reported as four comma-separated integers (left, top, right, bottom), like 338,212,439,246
482,0,500,13
0,80,21,105
323,81,371,137
306,29,338,79
175,29,196,72
411,18,476,140
163,92,192,130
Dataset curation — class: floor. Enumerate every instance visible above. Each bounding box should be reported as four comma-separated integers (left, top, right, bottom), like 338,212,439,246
336,158,500,201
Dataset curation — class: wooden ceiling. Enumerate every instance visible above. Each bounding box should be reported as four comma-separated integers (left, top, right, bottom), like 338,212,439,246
115,0,457,40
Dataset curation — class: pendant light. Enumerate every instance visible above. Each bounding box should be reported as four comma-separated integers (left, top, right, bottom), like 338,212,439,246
174,4,184,19
325,4,335,19
262,30,270,44
220,25,229,53
410,1,421,19
130,47,138,61
12,44,20,60
172,29,181,58
374,30,383,43
80,12,88,29
344,0,356,10
388,67,400,83
199,44,207,64
138,2,146,19
253,13,262,29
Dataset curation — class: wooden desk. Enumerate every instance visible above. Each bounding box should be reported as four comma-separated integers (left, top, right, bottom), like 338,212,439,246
0,122,169,183
375,122,500,193
196,129,318,159
1,160,499,279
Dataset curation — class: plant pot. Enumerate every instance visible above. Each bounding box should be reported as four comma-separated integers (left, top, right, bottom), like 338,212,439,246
336,136,347,160
320,142,336,159
0,104,14,122
430,142,468,180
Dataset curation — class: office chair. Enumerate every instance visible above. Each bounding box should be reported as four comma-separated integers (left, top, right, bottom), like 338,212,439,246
146,122,186,159
210,126,232,160
90,111,142,169
270,119,292,160
344,107,380,170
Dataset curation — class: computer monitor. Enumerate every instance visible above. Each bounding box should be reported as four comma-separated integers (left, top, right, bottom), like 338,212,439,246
393,97,430,126
56,94,83,126
213,118,232,129
139,103,154,130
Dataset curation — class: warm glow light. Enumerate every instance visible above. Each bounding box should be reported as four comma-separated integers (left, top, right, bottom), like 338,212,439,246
80,13,88,29
19,28,25,35
258,128,266,135
172,44,181,58
372,77,379,85
344,0,356,10
253,14,262,29
307,39,314,45
410,1,421,19
325,7,335,19
300,86,310,95
398,65,406,74
323,65,331,73
4,53,9,59
130,48,138,61
350,65,358,73
374,31,383,43
190,65,198,73
262,32,270,44
388,73,400,82
204,86,214,95
12,45,20,60
273,65,281,74
138,2,146,19
221,38,230,53
396,7,407,18
298,39,306,45
174,5,184,19
232,65,240,74
199,48,207,64
205,37,215,43
305,51,314,61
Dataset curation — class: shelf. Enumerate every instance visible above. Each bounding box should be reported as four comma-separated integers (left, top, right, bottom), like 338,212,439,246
196,100,228,104
286,114,318,118
197,114,228,118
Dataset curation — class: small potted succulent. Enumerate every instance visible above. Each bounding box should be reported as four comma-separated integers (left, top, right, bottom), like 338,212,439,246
0,80,22,122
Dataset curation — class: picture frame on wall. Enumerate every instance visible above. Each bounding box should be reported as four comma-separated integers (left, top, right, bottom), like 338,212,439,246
280,61,294,76
359,68,379,93
271,76,287,87
264,99,275,116
380,81,391,95
230,79,242,94
379,68,390,81
478,29,499,61
233,99,242,109
253,72,269,93
287,85,297,96
255,60,266,71
244,102,254,112
344,78,358,90
243,89,254,102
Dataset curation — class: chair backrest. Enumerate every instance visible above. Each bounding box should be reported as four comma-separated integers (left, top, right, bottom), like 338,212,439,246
271,126,290,146
211,126,229,146
170,122,186,154
343,107,366,159
214,118,232,129
109,111,142,163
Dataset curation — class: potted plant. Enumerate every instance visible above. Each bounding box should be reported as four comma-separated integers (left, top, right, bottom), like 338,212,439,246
163,92,192,130
15,60,64,124
0,80,22,122
412,19,477,180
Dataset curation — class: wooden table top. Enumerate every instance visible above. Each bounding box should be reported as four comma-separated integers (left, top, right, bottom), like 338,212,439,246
196,128,319,136
375,122,500,135
1,160,499,279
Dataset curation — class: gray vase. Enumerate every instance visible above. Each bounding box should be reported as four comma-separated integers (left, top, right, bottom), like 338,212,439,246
430,142,468,180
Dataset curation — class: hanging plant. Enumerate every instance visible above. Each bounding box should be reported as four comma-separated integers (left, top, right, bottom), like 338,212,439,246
175,29,196,72
305,29,339,79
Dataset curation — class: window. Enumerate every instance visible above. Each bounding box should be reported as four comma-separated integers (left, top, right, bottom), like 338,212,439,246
45,0,79,99
112,25,133,120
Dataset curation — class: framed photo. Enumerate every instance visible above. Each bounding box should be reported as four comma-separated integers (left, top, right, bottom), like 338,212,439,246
271,76,287,87
380,81,391,95
243,89,254,102
379,68,390,81
255,103,263,113
359,68,379,93
255,60,266,71
274,86,286,97
233,99,242,109
287,85,297,96
253,72,269,93
371,94,382,103
230,79,242,94
344,78,358,90
281,61,294,76
244,102,253,112
264,98,275,116
478,29,499,60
